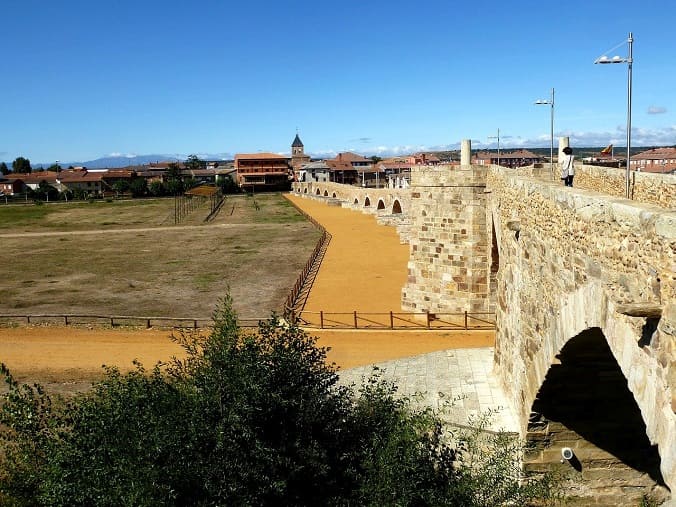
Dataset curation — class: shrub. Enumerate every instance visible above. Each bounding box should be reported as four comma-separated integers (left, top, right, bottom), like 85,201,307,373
0,296,561,505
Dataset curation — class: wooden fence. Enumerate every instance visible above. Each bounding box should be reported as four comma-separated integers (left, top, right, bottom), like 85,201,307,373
0,314,265,329
297,310,495,330
283,197,332,316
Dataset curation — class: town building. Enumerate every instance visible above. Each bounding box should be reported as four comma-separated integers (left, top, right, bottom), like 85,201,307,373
234,152,292,190
630,147,676,174
473,149,542,168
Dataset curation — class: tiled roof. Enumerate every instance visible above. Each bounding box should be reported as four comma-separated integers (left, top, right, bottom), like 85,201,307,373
325,160,355,171
235,153,290,161
632,147,676,160
334,152,369,163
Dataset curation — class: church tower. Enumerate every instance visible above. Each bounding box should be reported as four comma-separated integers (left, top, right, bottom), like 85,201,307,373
291,132,310,170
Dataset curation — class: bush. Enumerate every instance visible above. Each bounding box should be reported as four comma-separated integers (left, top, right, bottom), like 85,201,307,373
0,296,561,505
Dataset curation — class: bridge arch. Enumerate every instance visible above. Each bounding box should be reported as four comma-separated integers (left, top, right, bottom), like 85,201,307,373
332,192,337,198
353,198,359,205
513,281,674,501
392,199,402,214
303,187,308,194
526,325,669,503
315,188,321,195
364,197,371,207
323,190,329,197
377,199,385,210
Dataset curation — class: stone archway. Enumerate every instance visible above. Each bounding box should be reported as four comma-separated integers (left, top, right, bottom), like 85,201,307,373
304,187,308,194
316,188,321,195
392,199,402,214
324,190,329,197
354,198,359,205
364,197,371,207
377,200,385,210
525,327,669,504
332,192,337,198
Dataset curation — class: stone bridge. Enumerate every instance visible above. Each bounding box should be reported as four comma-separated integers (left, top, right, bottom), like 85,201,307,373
292,164,675,503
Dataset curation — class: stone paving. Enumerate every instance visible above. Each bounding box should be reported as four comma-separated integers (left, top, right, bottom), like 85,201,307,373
338,347,520,434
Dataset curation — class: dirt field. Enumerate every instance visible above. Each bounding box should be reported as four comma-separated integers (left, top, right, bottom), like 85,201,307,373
0,325,493,396
0,194,320,318
0,193,493,396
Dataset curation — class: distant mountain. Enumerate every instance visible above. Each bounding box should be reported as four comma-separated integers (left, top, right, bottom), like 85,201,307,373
28,153,235,169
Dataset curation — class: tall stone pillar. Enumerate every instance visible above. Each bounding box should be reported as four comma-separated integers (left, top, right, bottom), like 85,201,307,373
461,139,472,166
558,136,570,164
402,164,492,314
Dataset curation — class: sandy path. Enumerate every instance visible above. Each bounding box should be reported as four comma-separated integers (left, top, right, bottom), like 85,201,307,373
1,193,493,393
285,194,410,313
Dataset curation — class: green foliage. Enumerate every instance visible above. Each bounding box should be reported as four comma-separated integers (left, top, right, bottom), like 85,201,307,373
185,154,205,171
1,162,9,175
148,180,165,197
0,296,561,505
12,157,32,174
129,177,148,197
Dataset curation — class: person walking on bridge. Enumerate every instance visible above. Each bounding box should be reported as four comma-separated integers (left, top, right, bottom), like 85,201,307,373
560,146,575,187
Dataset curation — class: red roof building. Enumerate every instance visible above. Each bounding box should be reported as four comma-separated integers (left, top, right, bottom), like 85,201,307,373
234,153,292,190
630,147,676,174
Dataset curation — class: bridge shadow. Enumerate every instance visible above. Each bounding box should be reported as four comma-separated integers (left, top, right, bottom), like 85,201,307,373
529,328,667,489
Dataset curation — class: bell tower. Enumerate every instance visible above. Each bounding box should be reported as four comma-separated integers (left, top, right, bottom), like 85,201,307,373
291,132,310,170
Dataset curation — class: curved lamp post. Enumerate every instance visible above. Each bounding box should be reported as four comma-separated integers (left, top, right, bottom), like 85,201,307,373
535,88,555,177
595,32,633,199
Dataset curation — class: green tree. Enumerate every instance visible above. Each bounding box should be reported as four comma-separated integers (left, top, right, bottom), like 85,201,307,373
185,154,205,171
0,297,561,506
0,162,8,175
47,163,61,172
12,157,31,174
111,180,129,197
129,177,148,198
165,162,184,195
148,180,165,197
370,155,383,164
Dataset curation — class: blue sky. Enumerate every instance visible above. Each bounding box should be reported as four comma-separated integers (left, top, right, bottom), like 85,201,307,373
1,0,674,163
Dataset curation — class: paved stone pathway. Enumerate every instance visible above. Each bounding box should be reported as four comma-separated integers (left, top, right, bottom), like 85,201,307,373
338,347,519,433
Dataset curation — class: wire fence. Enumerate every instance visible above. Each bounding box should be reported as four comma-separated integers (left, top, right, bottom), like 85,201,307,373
296,310,495,330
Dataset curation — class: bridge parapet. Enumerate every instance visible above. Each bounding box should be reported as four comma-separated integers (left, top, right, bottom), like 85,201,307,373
488,166,675,496
574,164,675,208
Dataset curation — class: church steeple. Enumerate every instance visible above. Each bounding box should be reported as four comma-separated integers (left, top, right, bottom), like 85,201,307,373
292,133,304,156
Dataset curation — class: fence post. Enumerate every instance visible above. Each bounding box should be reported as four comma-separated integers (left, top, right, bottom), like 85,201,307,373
26,316,30,324
464,311,468,329
390,311,394,329
64,315,68,326
147,319,151,329
426,311,431,329
194,319,197,329
320,311,324,329
353,310,358,329
110,317,114,327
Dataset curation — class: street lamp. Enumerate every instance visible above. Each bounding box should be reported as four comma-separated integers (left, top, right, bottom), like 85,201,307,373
535,88,555,177
595,32,633,199
488,128,502,167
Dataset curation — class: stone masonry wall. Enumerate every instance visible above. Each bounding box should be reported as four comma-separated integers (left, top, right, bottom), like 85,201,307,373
575,164,676,208
487,166,676,496
402,165,492,314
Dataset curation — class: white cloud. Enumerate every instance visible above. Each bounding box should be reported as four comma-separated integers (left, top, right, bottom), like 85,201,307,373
647,106,667,115
107,152,138,158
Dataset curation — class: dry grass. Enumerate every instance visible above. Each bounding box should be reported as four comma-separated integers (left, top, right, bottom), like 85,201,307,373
0,193,321,319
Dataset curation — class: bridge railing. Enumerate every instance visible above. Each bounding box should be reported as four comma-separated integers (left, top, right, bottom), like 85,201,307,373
297,310,495,330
